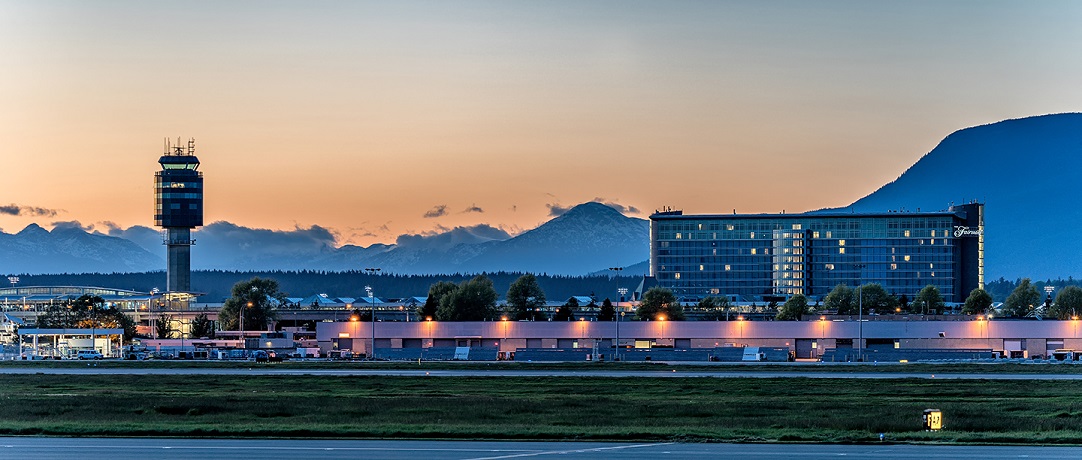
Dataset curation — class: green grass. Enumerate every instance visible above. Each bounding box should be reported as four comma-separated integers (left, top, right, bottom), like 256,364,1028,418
3,374,1082,444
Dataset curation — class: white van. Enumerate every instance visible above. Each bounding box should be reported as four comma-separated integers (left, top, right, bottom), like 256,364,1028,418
76,350,103,360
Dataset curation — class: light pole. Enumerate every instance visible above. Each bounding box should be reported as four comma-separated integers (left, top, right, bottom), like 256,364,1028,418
855,263,866,362
365,285,375,359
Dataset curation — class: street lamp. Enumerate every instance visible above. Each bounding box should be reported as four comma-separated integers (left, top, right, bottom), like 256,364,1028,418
365,285,375,359
364,267,381,359
855,263,866,362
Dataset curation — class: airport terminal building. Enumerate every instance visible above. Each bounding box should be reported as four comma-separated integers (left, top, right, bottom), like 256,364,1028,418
650,202,984,304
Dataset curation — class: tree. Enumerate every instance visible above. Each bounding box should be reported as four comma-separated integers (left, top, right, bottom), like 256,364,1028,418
218,277,286,331
636,287,685,320
914,285,946,315
858,283,895,314
824,284,855,314
505,274,547,320
189,313,215,339
776,294,808,321
436,275,499,321
597,298,616,321
1050,286,1082,320
1001,278,1040,318
418,281,457,320
37,294,136,341
155,314,175,339
698,296,733,321
962,288,993,315
554,297,578,321
897,294,910,313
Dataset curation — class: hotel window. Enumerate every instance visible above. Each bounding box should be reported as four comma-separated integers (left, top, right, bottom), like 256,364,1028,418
904,255,911,262
725,265,731,271
750,248,757,255
726,224,734,231
904,230,910,237
826,231,832,238
839,248,845,254
674,273,681,280
838,239,845,246
750,232,756,239
825,264,834,270
676,233,682,239
890,263,897,270
699,264,704,271
792,224,802,230
813,231,820,238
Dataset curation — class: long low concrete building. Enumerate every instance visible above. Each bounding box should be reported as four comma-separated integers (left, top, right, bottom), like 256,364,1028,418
316,319,1082,360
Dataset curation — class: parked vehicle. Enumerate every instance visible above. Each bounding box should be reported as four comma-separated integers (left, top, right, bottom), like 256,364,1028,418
76,350,104,360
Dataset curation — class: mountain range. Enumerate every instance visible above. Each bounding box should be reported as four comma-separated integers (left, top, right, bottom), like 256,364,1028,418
3,113,1081,279
0,202,649,276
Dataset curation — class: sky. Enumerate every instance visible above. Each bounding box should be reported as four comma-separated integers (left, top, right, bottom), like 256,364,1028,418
2,1,1081,247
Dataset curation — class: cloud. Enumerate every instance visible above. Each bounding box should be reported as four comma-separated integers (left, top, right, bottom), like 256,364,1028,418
461,204,484,214
423,205,448,218
395,224,511,251
546,203,573,217
590,197,641,215
51,220,91,230
0,204,61,217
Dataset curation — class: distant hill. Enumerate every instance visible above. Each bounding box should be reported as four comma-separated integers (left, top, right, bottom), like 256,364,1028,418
847,113,1082,279
0,224,162,274
0,202,649,276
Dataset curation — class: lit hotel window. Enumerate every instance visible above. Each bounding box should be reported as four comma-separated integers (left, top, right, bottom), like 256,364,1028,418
674,273,681,280
698,223,703,230
725,265,731,271
904,230,910,237
890,263,897,270
792,224,802,230
929,263,934,269
727,224,734,231
838,239,845,246
699,264,704,271
750,248,757,255
838,248,845,254
931,230,937,237
825,264,834,270
826,231,831,238
813,231,820,238
750,232,756,239
904,255,911,262
676,233,682,239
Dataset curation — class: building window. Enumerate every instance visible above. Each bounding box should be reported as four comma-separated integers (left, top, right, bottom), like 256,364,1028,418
699,264,704,271
838,239,845,246
904,255,911,262
792,224,802,230
751,248,757,255
839,248,845,254
674,273,681,280
904,230,910,237
676,233,682,239
725,265,731,271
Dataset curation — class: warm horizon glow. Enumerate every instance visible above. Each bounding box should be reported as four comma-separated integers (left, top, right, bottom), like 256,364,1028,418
3,2,1082,247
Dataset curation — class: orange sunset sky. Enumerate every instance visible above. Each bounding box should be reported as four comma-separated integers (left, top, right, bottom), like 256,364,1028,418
3,1,1081,246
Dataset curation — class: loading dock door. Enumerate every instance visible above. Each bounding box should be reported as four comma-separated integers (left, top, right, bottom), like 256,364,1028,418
795,339,815,359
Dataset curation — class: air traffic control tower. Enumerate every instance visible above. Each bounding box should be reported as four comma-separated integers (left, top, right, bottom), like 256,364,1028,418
155,138,203,299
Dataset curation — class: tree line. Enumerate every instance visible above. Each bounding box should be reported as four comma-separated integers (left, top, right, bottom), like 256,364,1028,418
9,270,640,303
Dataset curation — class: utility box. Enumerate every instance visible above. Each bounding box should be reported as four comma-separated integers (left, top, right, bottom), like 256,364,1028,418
923,409,943,431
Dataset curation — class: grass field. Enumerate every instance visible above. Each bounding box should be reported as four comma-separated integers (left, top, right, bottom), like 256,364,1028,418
3,373,1082,444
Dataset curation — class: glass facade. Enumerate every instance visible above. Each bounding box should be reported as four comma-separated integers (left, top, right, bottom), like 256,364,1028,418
154,157,203,228
650,204,983,304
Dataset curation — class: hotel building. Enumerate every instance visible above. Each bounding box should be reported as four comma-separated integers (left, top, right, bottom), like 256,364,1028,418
650,203,984,303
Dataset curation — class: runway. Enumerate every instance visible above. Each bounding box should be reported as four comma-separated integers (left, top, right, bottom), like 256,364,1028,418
3,366,1082,380
3,437,1079,460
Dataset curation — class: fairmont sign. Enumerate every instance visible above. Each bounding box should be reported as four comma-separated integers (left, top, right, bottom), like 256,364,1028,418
953,226,983,238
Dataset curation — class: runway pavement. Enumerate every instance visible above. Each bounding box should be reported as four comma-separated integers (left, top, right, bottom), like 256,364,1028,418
3,437,1080,460
3,366,1082,379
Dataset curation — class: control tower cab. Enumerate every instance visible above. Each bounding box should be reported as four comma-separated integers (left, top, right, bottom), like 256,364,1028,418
155,138,203,295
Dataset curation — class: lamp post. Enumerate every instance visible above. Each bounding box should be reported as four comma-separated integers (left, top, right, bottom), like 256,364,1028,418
855,263,866,362
365,285,375,359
